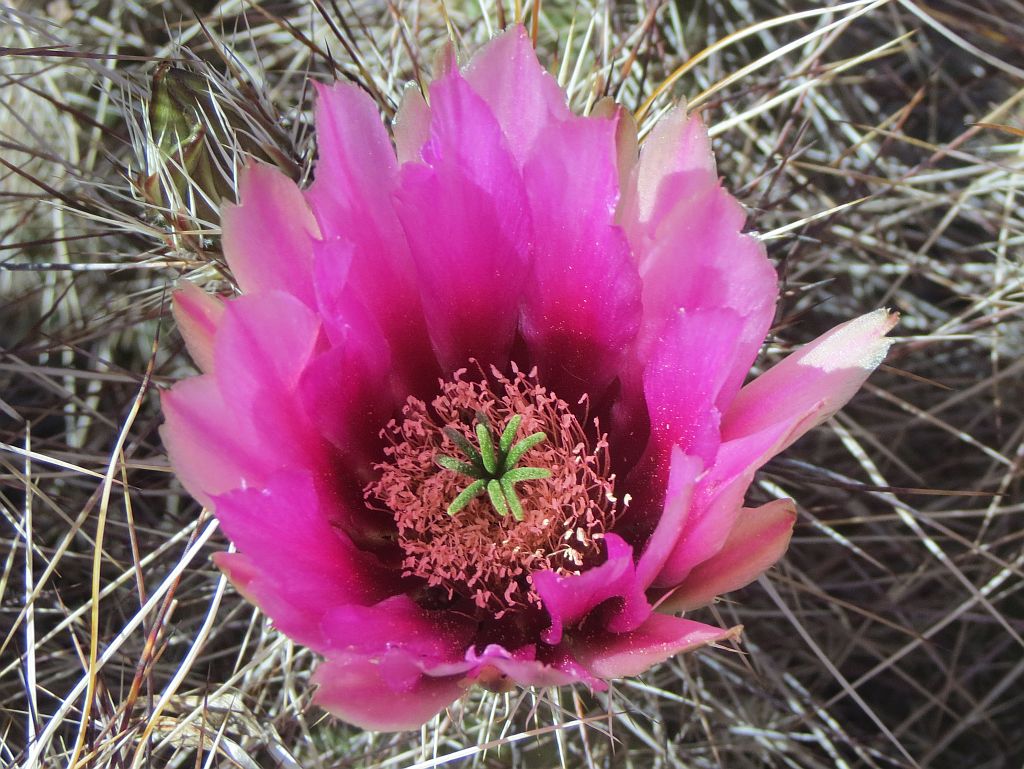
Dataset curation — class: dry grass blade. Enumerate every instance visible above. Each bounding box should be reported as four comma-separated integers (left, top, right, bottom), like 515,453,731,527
2,1,1022,767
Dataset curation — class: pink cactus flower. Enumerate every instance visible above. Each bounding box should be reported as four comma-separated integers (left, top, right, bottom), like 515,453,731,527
162,26,896,731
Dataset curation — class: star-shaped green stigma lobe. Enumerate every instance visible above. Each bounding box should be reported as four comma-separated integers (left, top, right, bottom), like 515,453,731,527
436,413,552,521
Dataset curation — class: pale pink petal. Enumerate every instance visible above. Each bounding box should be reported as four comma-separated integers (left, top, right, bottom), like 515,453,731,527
313,652,464,732
212,551,259,603
656,377,869,590
595,100,639,214
463,25,570,165
394,84,431,164
661,498,796,612
395,70,530,372
574,614,739,679
417,643,602,691
655,311,896,586
633,448,702,590
622,106,777,400
159,377,269,503
221,162,319,305
212,471,399,649
171,282,224,374
533,534,649,645
722,309,899,449
621,105,715,237
519,114,642,402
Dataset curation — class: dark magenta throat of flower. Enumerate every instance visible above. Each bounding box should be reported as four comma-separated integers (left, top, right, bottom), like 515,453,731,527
368,365,616,619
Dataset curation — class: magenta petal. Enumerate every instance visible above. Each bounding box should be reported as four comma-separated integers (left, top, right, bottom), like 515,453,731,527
171,282,224,373
662,498,797,612
634,448,702,590
221,162,319,305
313,652,464,732
520,114,642,401
574,614,739,679
298,343,393,473
160,377,268,503
320,595,474,663
306,82,400,242
533,533,649,645
213,291,325,467
309,237,384,349
722,309,898,449
636,187,776,390
158,28,894,727
641,308,745,469
214,291,321,396
312,236,437,397
395,70,530,372
611,164,776,470
621,308,743,525
307,84,436,390
213,471,399,649
463,25,570,165
623,106,777,401
653,418,794,587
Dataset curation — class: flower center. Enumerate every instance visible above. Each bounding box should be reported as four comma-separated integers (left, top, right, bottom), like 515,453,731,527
366,364,618,617
436,412,552,520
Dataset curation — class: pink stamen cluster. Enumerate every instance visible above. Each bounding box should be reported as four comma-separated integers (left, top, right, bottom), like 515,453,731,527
369,365,615,616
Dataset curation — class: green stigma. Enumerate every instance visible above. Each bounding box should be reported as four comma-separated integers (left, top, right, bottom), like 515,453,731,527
436,412,551,521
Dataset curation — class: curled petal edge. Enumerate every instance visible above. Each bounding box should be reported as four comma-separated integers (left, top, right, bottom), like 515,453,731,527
573,614,741,679
658,498,797,613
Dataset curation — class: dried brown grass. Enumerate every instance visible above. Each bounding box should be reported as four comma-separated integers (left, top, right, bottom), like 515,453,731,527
1,1,1022,767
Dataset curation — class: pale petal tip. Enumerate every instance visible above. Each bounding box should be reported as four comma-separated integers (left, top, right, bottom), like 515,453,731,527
721,624,743,644
862,306,900,332
171,281,224,373
857,307,900,368
432,41,458,78
799,307,899,375
863,306,901,337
